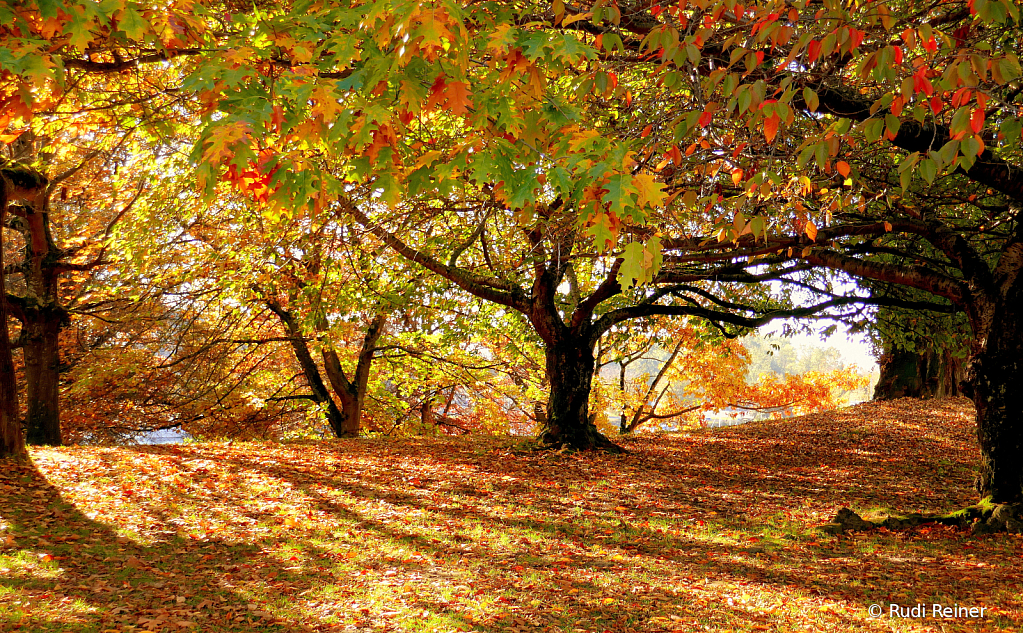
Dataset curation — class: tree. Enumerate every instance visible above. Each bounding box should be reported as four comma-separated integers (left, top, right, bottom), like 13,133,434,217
253,234,391,438
1,159,48,455
601,0,1023,503
202,0,1020,504
597,321,868,433
172,0,873,450
867,291,970,400
8,0,1023,509
1,0,218,446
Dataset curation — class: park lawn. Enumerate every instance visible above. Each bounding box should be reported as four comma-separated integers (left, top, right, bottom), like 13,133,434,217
1,397,1020,633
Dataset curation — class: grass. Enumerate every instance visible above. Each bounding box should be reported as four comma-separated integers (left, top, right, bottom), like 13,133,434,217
0,397,1020,632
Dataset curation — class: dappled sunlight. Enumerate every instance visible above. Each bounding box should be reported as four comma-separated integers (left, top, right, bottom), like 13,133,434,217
1,399,1020,632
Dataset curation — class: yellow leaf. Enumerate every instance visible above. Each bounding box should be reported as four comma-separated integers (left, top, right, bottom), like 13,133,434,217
562,12,593,26
633,173,667,209
805,220,818,241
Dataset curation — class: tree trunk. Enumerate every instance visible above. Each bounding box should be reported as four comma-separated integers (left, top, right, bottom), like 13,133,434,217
0,163,49,458
23,306,64,445
5,182,65,447
321,313,386,437
264,300,349,437
618,362,628,433
874,344,964,400
969,290,1023,504
540,338,623,452
1,210,24,457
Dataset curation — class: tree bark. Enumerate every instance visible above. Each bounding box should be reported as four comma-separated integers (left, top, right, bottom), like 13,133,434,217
540,336,623,452
873,344,964,400
2,161,50,456
263,299,349,437
969,284,1023,504
321,313,386,437
0,181,23,457
23,306,64,445
11,195,65,446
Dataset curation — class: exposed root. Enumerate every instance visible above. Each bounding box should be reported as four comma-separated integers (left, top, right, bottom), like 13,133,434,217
538,432,628,455
818,502,1023,535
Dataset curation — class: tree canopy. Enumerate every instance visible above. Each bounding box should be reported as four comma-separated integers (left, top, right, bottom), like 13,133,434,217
2,0,1022,506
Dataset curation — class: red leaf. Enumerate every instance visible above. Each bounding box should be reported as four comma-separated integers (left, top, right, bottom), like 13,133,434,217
970,108,984,134
807,40,821,63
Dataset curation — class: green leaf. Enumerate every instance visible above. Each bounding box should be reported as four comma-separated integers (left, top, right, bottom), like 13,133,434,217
586,211,617,252
118,6,149,41
1000,118,1022,147
602,173,638,218
802,87,819,112
618,236,662,289
993,55,1022,84
863,118,884,143
796,144,816,169
939,140,960,166
884,113,901,137
918,158,937,184
960,136,981,163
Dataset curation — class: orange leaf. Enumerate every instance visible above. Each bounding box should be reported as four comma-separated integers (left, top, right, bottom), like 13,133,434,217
836,161,850,178
804,220,818,241
763,114,780,142
669,145,683,165
444,81,474,116
807,40,821,63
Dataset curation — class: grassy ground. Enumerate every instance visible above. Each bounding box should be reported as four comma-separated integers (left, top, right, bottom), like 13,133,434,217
1,397,1020,632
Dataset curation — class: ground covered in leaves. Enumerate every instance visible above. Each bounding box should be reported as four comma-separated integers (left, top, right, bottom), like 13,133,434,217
1,398,1020,632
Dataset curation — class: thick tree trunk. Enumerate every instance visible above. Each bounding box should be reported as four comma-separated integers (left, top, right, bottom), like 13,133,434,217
6,184,65,447
873,344,964,400
540,339,623,452
1,217,24,456
23,307,64,446
969,292,1023,504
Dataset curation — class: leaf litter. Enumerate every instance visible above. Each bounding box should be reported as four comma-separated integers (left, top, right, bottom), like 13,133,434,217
1,397,1020,632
